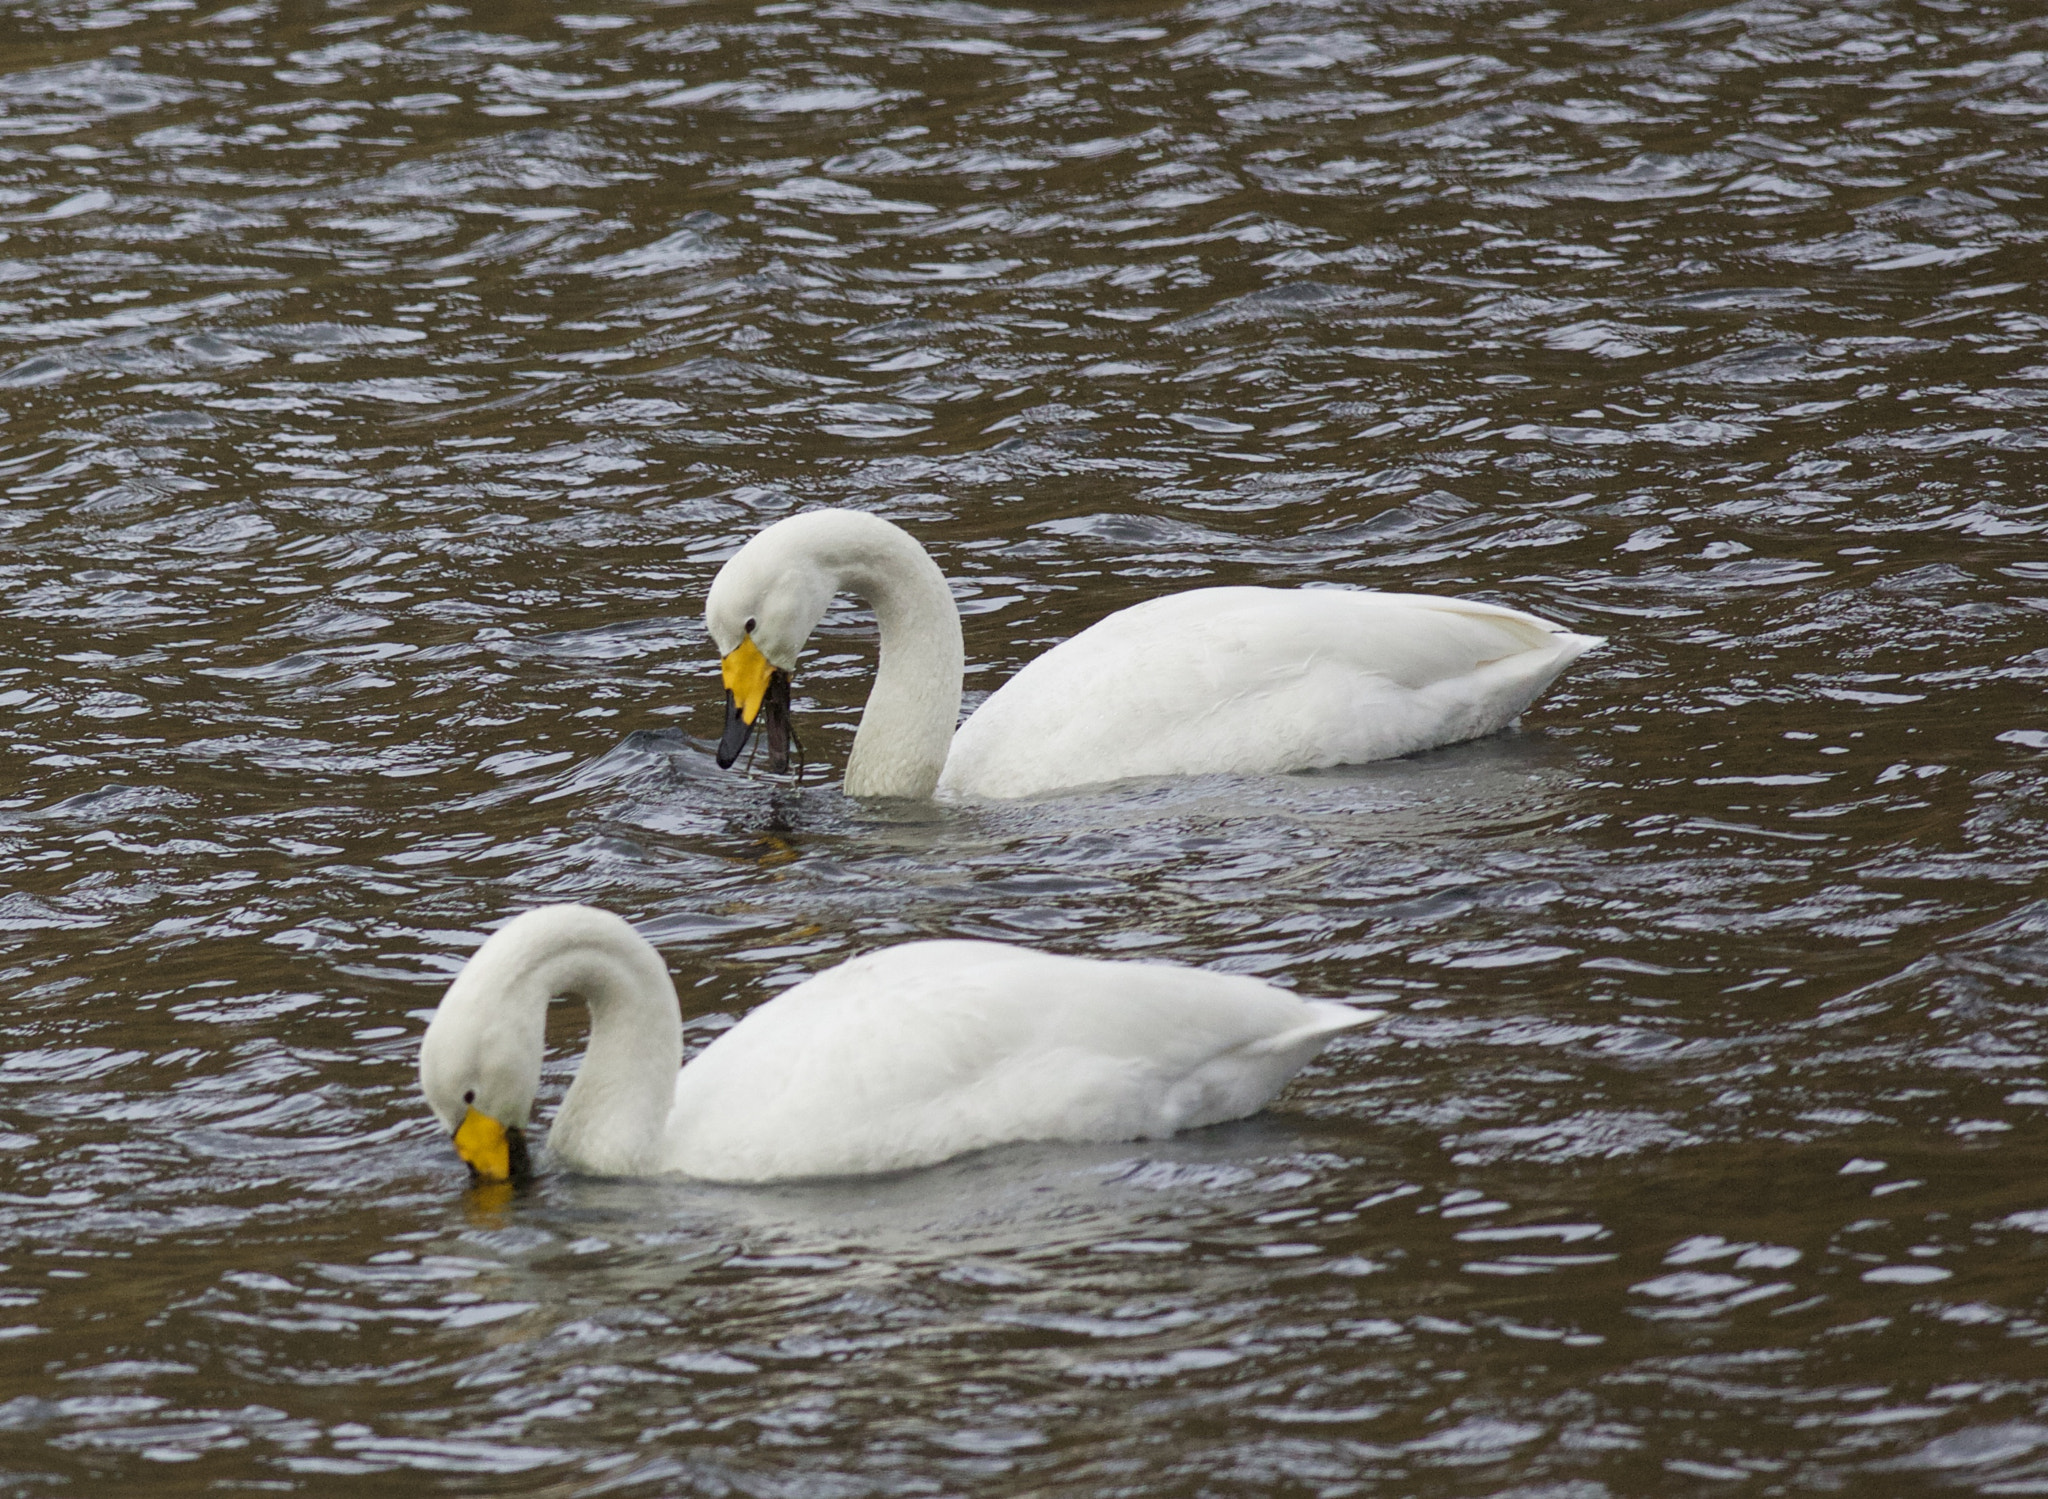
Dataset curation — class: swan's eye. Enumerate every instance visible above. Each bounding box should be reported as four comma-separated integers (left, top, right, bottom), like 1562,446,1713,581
744,616,757,635
463,1089,475,1105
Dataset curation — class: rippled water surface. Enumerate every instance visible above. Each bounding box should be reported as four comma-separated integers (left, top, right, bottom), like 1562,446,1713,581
2,0,2047,1491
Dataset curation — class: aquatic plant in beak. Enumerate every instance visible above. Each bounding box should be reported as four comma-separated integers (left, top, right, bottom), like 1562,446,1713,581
719,663,800,778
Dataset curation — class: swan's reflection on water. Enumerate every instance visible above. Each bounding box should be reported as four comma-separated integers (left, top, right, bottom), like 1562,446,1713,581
491,1118,1367,1271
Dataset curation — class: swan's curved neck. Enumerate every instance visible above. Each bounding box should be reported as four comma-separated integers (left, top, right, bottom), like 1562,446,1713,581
510,915,682,1175
827,519,964,799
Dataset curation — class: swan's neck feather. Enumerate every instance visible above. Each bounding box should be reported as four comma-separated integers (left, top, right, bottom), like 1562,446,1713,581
838,520,962,798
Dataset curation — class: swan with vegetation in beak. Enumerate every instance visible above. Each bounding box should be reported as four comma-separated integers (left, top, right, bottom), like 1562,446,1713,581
704,508,1602,800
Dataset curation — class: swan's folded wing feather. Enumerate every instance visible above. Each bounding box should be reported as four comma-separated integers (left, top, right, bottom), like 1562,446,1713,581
942,587,1600,798
664,942,1362,1181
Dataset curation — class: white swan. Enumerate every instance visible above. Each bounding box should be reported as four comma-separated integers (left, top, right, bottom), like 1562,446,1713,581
706,509,1601,799
417,904,1374,1184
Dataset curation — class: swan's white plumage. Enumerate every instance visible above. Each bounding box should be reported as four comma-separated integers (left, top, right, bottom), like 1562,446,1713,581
418,905,1374,1184
705,509,1600,800
941,585,1594,800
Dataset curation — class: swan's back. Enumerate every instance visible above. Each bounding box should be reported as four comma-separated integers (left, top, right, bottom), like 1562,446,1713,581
664,941,1367,1182
939,586,1600,799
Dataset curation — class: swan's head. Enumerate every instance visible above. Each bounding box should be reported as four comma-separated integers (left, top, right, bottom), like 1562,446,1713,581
418,909,588,1185
704,513,841,771
419,905,684,1185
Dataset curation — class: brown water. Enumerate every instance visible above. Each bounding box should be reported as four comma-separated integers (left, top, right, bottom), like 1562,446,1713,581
1,0,2046,1492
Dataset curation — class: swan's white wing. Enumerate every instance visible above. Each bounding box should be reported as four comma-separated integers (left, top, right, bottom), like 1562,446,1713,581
664,941,1370,1182
939,586,1601,799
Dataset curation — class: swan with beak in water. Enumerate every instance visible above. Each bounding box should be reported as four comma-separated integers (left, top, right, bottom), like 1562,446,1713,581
706,509,1601,800
417,905,1376,1184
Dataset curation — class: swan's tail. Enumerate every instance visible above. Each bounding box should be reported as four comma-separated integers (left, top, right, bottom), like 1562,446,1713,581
1245,1000,1383,1057
1550,630,1606,666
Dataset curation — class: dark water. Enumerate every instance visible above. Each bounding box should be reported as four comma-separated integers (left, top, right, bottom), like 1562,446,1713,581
1,0,2045,1492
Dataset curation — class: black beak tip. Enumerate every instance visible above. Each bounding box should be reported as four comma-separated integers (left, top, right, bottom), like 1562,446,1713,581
505,1125,533,1185
717,689,754,769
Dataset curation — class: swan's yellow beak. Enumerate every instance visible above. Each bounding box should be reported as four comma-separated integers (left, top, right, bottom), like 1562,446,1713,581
719,636,783,769
722,636,776,726
453,1106,529,1184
